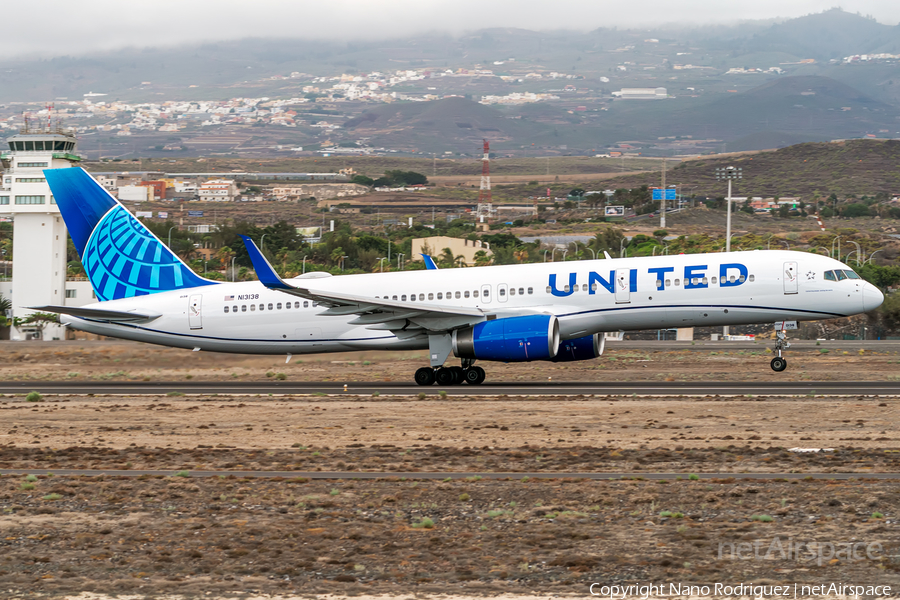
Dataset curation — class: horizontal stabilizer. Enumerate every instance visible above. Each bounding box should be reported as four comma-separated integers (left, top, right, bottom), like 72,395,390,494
29,305,161,322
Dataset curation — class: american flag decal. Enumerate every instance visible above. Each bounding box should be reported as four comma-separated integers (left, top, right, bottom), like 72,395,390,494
224,295,234,301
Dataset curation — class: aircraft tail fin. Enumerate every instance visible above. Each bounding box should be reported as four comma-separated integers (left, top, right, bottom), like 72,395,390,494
45,167,217,301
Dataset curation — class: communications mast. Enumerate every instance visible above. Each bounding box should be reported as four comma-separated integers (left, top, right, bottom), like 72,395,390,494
476,139,492,220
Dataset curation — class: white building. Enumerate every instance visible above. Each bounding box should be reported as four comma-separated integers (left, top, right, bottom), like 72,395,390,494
0,130,80,340
117,184,152,202
612,87,668,99
198,179,237,201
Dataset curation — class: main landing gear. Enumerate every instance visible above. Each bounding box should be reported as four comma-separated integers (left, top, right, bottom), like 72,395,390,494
770,329,790,372
414,364,486,386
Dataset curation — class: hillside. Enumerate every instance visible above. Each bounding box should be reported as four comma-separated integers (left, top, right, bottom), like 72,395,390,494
592,139,900,200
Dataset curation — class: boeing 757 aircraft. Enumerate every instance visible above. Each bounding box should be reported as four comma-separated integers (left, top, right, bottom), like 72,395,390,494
37,168,883,385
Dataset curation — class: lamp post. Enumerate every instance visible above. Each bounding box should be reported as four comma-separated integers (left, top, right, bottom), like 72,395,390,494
816,246,830,256
231,256,236,282
302,255,307,274
1,248,6,279
715,166,742,252
867,250,882,265
846,240,862,266
340,255,348,272
167,226,176,249
204,260,207,276
569,241,579,260
397,253,404,271
586,247,596,260
551,248,559,262
562,250,568,261
543,250,549,262
619,237,627,258
831,235,841,260
377,257,386,272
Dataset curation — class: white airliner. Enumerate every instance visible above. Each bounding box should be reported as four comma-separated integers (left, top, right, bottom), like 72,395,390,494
38,167,883,385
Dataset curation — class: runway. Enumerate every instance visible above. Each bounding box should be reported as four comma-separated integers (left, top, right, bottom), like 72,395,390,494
0,380,896,396
0,469,897,480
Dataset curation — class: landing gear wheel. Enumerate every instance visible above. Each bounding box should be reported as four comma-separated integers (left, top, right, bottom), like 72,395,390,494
464,366,486,385
414,367,436,386
770,357,787,372
435,368,456,386
449,366,465,385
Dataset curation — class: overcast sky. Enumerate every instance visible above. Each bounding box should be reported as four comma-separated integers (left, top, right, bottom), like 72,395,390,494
7,0,900,58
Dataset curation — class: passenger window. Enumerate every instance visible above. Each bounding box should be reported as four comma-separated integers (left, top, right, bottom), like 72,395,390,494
582,284,588,292
268,303,273,310
401,294,407,301
419,294,424,301
250,304,256,311
500,288,506,296
484,289,489,297
729,275,736,283
437,292,443,299
835,270,847,281
845,270,860,279
303,301,309,308
711,276,717,284
656,279,662,288
749,275,755,282
509,288,516,296
527,287,533,294
665,279,671,287
473,290,479,298
295,302,300,308
392,295,397,300
702,277,708,285
259,304,264,311
592,283,599,292
276,303,282,309
519,288,525,295
242,305,247,312
284,302,290,309
563,285,569,292
674,279,680,286
224,306,229,313
447,291,452,298
546,286,551,294
455,291,461,299
738,276,745,283
464,291,470,298
428,293,434,300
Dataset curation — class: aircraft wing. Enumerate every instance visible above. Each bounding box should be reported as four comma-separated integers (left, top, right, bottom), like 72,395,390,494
422,254,438,270
29,305,161,323
239,236,488,334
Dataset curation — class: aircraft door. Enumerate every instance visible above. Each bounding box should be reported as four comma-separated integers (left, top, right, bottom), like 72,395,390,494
615,268,630,304
188,294,203,330
480,284,492,304
497,283,508,303
783,261,798,294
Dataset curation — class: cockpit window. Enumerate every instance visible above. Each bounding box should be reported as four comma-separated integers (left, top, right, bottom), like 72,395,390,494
835,270,848,281
844,270,860,279
824,270,836,281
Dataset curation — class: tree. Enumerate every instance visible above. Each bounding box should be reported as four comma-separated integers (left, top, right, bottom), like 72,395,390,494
351,175,374,186
473,250,492,266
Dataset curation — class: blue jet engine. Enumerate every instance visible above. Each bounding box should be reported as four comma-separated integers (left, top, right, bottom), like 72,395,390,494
452,315,560,362
549,333,604,362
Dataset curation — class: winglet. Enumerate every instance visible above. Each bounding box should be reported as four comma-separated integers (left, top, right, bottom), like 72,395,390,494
239,235,294,290
422,254,439,270
603,251,613,260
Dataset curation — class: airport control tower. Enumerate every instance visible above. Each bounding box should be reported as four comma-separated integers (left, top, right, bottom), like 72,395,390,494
0,126,80,340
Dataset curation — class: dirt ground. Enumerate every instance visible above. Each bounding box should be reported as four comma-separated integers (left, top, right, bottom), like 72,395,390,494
2,339,899,384
1,341,899,598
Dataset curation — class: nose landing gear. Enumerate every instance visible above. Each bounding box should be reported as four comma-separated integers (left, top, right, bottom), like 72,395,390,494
770,330,790,372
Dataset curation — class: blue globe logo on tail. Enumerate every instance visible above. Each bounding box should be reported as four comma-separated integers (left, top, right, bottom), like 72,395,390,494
85,206,211,301
45,167,217,302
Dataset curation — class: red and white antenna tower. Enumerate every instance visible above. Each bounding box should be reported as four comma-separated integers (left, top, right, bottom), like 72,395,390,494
476,139,492,220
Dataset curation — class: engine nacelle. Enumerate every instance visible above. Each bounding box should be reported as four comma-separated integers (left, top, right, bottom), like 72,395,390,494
452,315,560,362
549,333,605,362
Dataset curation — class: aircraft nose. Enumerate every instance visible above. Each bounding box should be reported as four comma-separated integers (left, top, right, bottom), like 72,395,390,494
863,283,885,313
